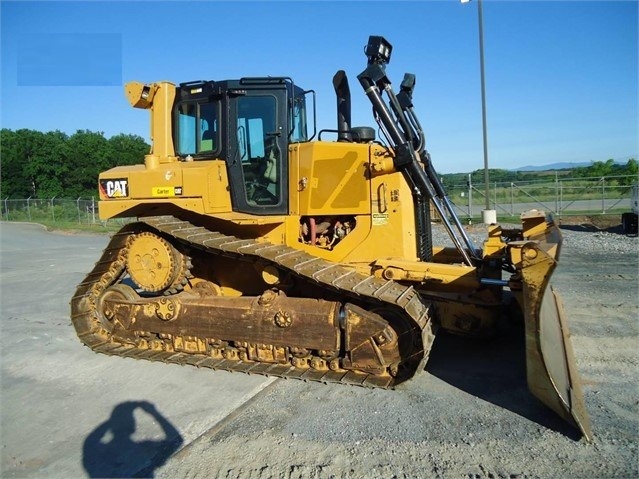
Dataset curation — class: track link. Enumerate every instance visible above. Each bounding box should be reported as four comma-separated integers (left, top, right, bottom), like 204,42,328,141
71,216,436,388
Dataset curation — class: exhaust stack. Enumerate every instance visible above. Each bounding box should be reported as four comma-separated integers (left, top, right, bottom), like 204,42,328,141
332,70,352,142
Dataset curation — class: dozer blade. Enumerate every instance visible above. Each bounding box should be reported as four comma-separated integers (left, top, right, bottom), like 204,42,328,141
517,229,593,441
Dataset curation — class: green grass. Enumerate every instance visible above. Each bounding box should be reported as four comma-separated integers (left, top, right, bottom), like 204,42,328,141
1,218,129,234
42,220,125,234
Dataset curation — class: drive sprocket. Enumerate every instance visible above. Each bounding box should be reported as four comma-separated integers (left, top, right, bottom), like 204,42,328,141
125,231,187,293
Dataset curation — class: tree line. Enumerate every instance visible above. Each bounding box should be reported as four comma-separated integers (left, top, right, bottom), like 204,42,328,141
1,129,150,199
570,158,638,181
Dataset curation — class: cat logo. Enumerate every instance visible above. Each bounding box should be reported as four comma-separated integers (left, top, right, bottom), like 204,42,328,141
100,179,129,198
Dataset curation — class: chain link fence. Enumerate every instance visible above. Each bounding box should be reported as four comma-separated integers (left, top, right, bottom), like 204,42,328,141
1,197,130,228
1,175,637,226
445,174,638,220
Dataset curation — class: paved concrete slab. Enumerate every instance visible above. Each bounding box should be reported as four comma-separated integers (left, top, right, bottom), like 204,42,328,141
0,222,273,478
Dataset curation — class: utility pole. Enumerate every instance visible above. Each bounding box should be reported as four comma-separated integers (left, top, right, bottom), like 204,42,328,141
462,0,494,220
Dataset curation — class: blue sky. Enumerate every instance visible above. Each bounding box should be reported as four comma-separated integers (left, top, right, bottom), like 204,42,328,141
1,0,637,173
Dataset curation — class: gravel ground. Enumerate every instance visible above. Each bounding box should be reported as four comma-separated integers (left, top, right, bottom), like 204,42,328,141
153,220,638,479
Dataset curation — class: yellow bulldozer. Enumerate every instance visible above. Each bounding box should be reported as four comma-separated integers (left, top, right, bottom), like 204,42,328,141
71,36,591,439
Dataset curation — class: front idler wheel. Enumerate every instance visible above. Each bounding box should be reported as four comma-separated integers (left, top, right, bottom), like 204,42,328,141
96,284,139,332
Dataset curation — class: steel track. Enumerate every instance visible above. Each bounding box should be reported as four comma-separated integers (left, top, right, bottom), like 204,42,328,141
71,215,436,389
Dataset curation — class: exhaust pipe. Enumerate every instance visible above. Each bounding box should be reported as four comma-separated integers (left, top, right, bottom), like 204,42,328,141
332,70,352,142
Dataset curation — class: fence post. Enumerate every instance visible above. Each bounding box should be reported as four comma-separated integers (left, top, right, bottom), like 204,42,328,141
27,196,32,221
4,197,8,221
601,177,605,213
559,180,563,218
467,174,472,223
77,197,82,224
51,196,56,222
554,172,559,215
91,197,96,224
510,182,514,216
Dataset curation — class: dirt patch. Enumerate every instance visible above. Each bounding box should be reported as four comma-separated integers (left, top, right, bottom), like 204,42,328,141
557,214,622,232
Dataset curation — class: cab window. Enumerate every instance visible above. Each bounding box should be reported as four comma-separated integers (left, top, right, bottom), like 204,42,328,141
176,101,219,157
289,94,308,143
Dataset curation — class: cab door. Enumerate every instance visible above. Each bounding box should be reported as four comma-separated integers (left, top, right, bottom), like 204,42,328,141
227,88,289,215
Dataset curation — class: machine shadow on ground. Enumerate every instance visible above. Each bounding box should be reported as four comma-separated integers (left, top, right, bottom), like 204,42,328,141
426,322,581,440
82,400,183,478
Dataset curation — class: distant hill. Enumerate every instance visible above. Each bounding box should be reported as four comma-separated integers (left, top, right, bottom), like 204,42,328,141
513,159,629,172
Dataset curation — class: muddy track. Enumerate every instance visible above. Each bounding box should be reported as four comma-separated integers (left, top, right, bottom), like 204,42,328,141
70,215,436,389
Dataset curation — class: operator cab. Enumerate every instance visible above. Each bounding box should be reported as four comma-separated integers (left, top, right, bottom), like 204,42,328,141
173,77,309,215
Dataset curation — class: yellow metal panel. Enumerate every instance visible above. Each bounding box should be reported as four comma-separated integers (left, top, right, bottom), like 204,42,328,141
99,197,207,219
100,164,184,199
337,172,418,264
285,141,419,266
189,160,232,213
296,142,370,215
215,212,287,225
98,159,232,218
209,213,288,245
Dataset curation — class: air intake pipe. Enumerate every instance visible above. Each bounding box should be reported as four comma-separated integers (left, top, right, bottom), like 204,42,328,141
332,70,352,142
